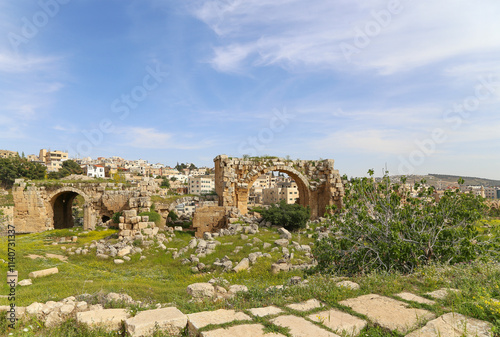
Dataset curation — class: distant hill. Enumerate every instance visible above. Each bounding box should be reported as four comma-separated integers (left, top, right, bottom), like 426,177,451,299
384,174,500,187
427,174,500,187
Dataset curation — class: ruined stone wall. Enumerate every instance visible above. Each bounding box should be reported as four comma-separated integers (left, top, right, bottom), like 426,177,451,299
192,206,230,238
12,180,155,233
214,155,344,218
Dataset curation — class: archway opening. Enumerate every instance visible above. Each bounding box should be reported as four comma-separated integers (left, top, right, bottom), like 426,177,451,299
247,170,304,210
101,215,111,224
52,192,85,229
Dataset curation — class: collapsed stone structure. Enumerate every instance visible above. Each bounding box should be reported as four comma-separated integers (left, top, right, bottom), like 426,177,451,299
193,155,344,237
12,179,156,233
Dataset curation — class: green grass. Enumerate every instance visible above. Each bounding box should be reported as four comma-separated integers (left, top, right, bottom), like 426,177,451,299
1,219,500,336
0,190,14,207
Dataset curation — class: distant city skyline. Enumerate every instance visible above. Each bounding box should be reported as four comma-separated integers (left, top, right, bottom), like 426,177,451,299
1,1,499,179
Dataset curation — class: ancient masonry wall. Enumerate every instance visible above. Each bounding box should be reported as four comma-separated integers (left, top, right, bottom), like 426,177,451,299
214,155,344,218
12,180,155,233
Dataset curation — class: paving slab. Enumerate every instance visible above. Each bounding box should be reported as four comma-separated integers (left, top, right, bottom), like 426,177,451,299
46,253,68,262
405,312,492,337
340,294,434,333
396,292,436,305
286,299,323,312
308,309,367,337
201,323,286,337
272,315,339,337
425,288,460,300
187,309,251,335
76,308,130,331
125,307,187,337
249,306,283,317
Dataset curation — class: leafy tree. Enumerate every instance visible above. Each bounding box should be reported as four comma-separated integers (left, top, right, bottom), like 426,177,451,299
170,177,177,182
0,157,46,187
311,171,490,276
160,178,170,189
256,200,310,231
168,210,178,221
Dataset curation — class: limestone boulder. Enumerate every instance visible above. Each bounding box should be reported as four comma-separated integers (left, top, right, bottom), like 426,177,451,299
187,283,215,298
125,307,187,337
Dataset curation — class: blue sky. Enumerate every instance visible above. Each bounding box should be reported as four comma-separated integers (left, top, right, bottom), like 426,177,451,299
1,0,499,179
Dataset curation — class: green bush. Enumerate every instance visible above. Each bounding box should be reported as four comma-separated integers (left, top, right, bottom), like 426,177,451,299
111,212,122,224
168,210,178,221
311,172,490,276
256,200,310,231
139,211,161,226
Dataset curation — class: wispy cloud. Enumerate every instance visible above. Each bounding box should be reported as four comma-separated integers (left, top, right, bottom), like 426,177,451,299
114,127,218,150
189,1,500,75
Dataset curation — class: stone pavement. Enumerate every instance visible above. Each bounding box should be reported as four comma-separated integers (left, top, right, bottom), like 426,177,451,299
3,288,493,336
180,290,493,337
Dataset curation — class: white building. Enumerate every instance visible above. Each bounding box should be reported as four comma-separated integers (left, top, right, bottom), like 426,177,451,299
86,165,105,178
188,175,215,195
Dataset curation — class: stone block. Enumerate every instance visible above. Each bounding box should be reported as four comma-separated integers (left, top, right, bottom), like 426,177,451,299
77,308,130,331
137,222,148,229
187,283,215,298
286,299,323,312
274,239,289,247
28,267,58,279
248,306,283,317
272,315,338,337
233,258,250,272
187,309,251,335
406,312,492,337
308,309,367,337
125,307,187,337
396,292,435,305
201,323,286,337
339,294,434,333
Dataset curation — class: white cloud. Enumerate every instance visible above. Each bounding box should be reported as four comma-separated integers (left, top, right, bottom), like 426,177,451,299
189,0,500,75
115,127,217,150
311,129,415,155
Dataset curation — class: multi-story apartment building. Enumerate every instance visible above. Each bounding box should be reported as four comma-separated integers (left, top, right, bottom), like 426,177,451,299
39,149,68,172
0,150,18,159
262,180,299,205
485,187,500,199
188,175,215,195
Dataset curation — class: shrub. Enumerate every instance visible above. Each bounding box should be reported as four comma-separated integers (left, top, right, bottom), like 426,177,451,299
139,211,161,226
168,210,178,221
311,172,490,276
111,212,122,224
257,200,310,231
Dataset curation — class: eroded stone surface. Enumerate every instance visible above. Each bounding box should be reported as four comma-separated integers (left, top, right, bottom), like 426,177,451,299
396,292,435,305
76,308,130,331
272,315,339,337
286,299,323,312
308,309,367,337
187,309,251,335
336,281,360,290
340,294,434,333
28,267,59,278
249,306,283,317
425,288,460,300
406,312,492,337
125,307,187,337
201,323,286,337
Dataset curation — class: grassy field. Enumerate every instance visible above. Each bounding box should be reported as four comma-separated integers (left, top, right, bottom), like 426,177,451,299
1,219,500,336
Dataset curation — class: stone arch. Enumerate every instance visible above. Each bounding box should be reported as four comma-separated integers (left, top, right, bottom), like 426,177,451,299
48,187,95,230
214,155,344,219
241,165,311,210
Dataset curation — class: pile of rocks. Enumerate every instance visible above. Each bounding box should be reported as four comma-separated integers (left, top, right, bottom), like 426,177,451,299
117,209,159,239
186,279,249,301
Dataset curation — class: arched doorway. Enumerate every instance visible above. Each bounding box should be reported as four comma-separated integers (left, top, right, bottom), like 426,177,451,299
241,166,311,214
247,170,304,208
49,188,95,230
